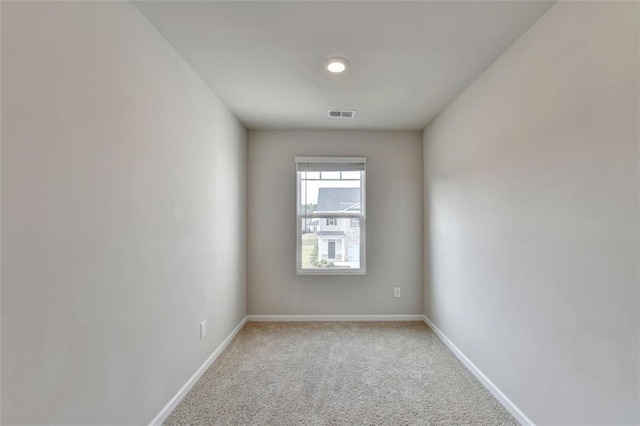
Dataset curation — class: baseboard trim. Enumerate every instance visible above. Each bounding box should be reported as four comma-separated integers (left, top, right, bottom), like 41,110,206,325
248,314,424,322
422,315,534,426
149,315,248,426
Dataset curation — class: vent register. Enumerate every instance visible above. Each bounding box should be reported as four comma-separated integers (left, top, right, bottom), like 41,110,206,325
327,110,356,119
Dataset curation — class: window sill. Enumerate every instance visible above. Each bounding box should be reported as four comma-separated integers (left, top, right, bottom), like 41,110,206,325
296,269,367,276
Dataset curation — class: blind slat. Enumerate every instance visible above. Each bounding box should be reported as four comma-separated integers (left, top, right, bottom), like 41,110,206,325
294,156,366,172
297,163,365,172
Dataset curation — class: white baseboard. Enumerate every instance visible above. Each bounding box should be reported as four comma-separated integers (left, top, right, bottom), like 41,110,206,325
148,315,248,426
422,315,534,426
249,315,423,322
248,314,424,322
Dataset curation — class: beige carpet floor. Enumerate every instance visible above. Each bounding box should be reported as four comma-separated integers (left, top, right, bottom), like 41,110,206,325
164,321,518,425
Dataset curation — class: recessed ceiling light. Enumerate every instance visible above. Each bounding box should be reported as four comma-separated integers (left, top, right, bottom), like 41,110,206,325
325,57,349,74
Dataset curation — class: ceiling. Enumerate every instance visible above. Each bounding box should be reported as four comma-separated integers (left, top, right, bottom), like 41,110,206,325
135,1,554,131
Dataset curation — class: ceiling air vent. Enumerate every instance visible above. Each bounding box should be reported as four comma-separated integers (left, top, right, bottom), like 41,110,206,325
327,109,356,119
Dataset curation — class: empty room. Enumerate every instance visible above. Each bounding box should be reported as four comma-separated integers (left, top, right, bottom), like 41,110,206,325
1,0,638,425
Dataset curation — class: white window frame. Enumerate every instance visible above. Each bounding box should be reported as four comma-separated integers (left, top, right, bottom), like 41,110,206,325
295,156,366,276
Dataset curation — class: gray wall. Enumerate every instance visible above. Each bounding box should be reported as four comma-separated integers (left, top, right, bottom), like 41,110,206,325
423,2,638,424
1,2,246,424
248,130,423,315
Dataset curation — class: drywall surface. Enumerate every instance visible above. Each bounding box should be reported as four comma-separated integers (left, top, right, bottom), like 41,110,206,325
2,2,246,424
248,130,423,315
423,2,639,424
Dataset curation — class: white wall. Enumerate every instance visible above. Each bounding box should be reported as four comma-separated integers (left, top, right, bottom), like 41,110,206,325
423,2,638,424
1,2,246,424
248,130,422,315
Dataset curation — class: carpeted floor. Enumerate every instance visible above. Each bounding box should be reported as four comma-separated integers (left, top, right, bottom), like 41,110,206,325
164,321,518,425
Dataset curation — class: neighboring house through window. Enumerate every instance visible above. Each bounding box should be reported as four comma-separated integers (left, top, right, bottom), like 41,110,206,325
295,156,366,275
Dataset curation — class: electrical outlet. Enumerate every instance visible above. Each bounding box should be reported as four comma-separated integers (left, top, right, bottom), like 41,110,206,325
200,320,206,339
394,287,401,298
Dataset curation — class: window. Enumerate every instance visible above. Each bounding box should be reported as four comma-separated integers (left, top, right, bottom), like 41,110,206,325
296,156,366,275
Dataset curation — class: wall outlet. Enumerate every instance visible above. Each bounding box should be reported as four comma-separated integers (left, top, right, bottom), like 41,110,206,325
200,320,206,339
394,287,401,298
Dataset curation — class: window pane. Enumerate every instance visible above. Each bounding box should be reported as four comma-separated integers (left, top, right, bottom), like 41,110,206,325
300,217,361,270
298,171,361,214
341,171,360,180
321,171,342,180
304,171,320,179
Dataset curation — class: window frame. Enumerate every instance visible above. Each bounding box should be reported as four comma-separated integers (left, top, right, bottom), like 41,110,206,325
295,156,367,276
